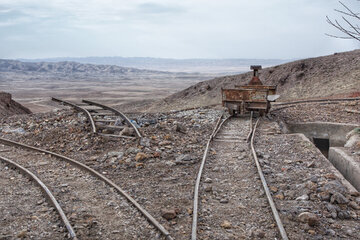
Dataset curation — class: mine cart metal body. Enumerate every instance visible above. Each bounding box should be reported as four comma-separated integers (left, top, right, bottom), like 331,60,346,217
221,65,278,115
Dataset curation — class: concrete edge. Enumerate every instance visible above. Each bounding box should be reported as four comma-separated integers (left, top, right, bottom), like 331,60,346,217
286,133,358,193
329,147,360,192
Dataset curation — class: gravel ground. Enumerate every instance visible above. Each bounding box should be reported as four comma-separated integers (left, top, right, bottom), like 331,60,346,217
0,160,65,239
198,117,279,239
271,100,360,124
0,103,359,239
0,108,220,239
0,144,162,240
255,119,360,239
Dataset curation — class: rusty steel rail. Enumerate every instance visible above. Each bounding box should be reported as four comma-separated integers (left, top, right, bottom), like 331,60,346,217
52,97,97,133
82,100,142,138
191,112,230,240
272,97,360,107
246,111,254,142
0,137,173,240
250,119,289,240
0,155,77,239
192,113,289,239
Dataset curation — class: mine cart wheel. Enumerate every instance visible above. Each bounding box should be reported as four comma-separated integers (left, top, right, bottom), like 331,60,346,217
228,109,235,116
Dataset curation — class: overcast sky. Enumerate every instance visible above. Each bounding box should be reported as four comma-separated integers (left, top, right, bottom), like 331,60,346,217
0,0,359,59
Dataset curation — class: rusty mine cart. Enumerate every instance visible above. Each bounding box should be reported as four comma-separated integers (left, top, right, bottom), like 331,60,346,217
221,65,279,116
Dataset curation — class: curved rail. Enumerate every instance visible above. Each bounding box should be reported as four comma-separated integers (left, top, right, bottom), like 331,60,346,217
52,97,96,133
0,155,77,239
191,112,230,240
82,100,142,138
250,119,289,240
0,137,173,240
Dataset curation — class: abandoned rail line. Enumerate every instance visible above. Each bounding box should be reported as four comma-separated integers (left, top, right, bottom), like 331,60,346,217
0,155,76,239
191,113,288,240
0,137,172,240
271,97,360,112
273,97,360,107
52,97,141,139
1,94,359,239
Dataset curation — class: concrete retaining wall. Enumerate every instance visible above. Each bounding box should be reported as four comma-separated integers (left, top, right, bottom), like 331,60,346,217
329,147,360,192
287,122,359,147
288,133,357,192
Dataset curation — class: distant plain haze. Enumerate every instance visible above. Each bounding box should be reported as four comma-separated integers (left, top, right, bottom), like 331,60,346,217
1,0,359,60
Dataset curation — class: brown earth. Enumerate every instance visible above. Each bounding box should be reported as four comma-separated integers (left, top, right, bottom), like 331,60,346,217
120,50,360,113
0,92,31,118
1,104,359,239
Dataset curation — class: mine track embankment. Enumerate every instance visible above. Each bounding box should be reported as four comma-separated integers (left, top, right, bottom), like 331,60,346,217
0,137,172,240
191,113,288,239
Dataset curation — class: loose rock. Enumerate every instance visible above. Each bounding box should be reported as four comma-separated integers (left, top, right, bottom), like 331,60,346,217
298,212,319,226
161,209,177,220
221,220,232,229
175,123,187,134
348,201,360,210
135,152,148,161
330,192,349,204
204,178,212,183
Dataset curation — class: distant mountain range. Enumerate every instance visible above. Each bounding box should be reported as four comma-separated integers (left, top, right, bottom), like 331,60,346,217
18,57,291,74
0,59,165,75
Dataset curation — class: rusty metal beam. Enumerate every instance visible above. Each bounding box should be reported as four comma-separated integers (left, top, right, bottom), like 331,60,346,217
250,119,289,240
191,112,230,240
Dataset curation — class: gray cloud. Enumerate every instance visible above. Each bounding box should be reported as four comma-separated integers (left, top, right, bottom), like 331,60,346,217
137,2,186,14
0,0,358,59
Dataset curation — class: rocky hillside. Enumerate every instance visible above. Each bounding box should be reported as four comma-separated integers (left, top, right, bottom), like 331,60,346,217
139,50,360,112
0,59,167,75
0,92,31,118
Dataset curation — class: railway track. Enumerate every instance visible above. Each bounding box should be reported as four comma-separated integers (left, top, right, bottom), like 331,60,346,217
0,159,71,239
272,97,360,106
191,113,288,240
0,138,172,240
52,98,141,139
271,97,360,111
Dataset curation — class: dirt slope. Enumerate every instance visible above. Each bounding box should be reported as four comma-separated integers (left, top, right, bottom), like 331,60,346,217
0,92,31,118
138,50,360,112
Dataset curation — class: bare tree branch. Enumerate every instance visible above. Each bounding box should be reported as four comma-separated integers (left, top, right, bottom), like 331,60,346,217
325,33,353,39
342,16,360,35
335,9,359,18
339,1,360,20
326,1,360,42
